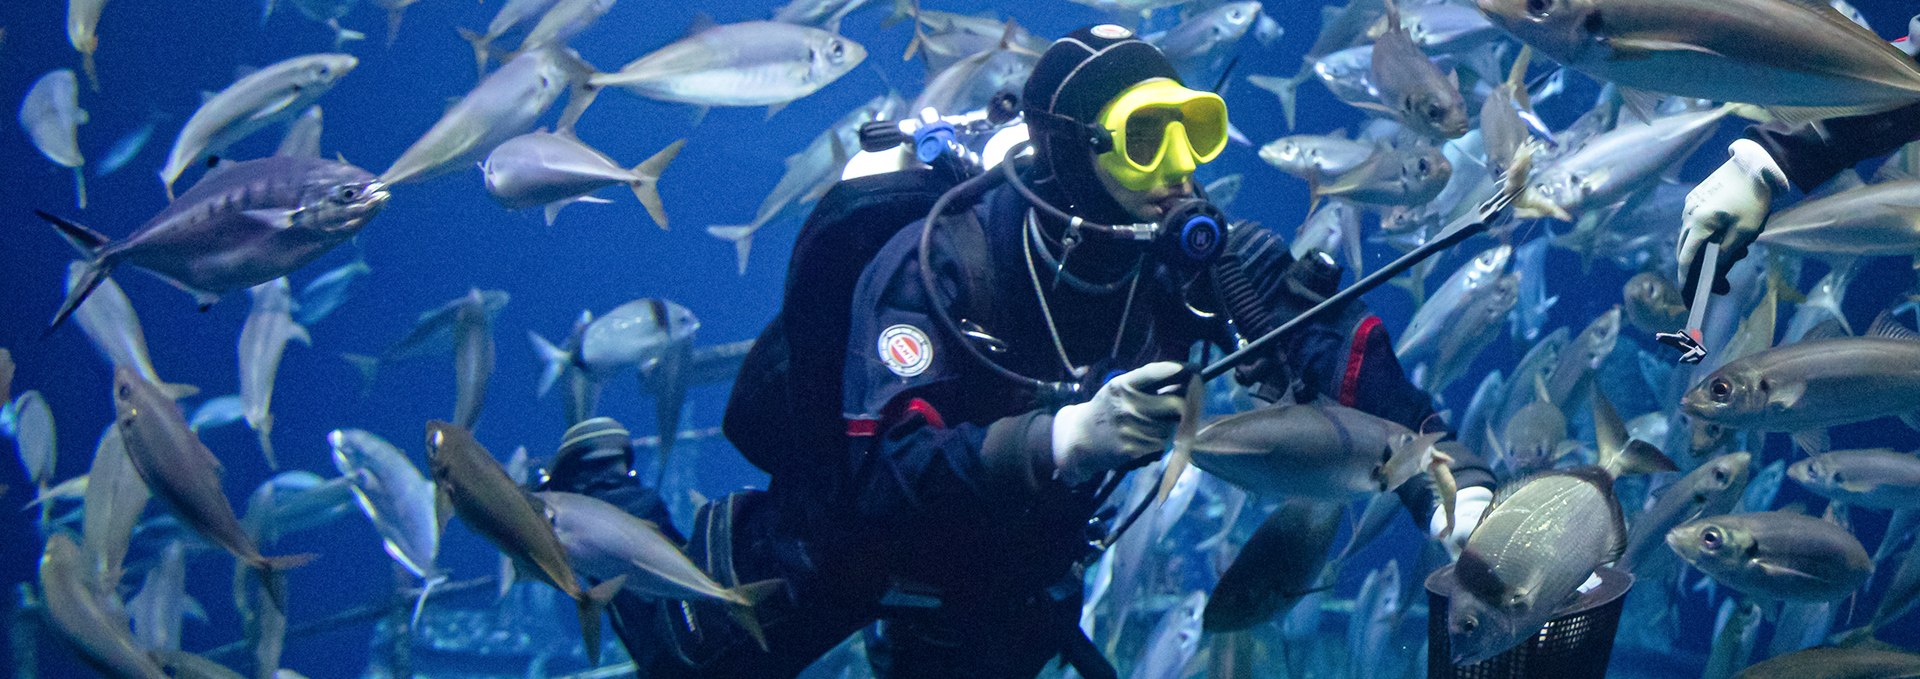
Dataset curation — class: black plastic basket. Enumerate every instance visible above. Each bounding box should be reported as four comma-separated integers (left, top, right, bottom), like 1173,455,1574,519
1426,565,1633,679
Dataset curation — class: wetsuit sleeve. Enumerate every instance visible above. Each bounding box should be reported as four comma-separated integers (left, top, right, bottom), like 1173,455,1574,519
1746,102,1920,190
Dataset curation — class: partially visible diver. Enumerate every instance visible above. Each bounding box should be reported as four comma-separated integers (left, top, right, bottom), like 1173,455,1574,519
542,25,1496,678
1678,33,1920,300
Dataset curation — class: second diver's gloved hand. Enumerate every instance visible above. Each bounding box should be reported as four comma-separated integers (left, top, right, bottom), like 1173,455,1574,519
1430,485,1494,560
1051,361,1190,486
1677,139,1790,302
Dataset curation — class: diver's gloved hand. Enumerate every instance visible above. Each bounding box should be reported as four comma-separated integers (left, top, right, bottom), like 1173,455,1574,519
1430,485,1494,559
1051,361,1189,486
1678,139,1789,302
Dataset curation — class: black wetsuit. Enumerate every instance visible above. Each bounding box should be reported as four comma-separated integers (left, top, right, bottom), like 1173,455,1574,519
1745,51,1920,189
571,176,1493,678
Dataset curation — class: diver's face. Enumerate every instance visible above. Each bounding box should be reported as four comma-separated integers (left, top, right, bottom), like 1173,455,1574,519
1092,154,1194,222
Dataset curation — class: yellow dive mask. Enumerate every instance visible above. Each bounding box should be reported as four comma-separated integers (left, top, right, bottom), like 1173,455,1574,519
1095,78,1228,192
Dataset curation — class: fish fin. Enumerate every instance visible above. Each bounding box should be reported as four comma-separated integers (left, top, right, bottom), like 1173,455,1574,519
1899,411,1920,434
529,331,570,398
159,381,201,400
457,27,492,79
766,101,788,121
1382,431,1446,493
37,209,112,257
1616,87,1664,124
252,552,317,605
497,554,516,600
244,208,299,230
689,105,710,128
1764,105,1888,129
685,11,717,36
577,575,626,665
1156,372,1205,504
384,5,407,45
248,92,303,124
1591,383,1626,468
256,416,278,470
37,221,115,335
411,573,447,630
542,201,568,227
326,19,366,48
557,81,600,137
631,139,685,230
1792,429,1830,455
1801,318,1849,342
183,594,207,621
1752,559,1823,582
341,353,379,397
707,225,755,275
725,579,784,652
1868,310,1920,342
1245,71,1305,131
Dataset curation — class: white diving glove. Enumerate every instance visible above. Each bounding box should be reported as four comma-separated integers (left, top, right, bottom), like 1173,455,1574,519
1051,361,1189,486
1431,485,1494,560
1677,139,1791,299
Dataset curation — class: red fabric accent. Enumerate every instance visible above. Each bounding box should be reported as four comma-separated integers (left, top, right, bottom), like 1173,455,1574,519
846,418,879,437
904,398,946,429
1339,315,1382,408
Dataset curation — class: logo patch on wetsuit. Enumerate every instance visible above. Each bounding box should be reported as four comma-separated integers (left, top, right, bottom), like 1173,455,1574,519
1091,24,1133,40
879,324,933,377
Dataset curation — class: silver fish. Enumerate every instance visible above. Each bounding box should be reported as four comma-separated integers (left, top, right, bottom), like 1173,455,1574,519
68,0,106,90
1448,466,1624,665
1350,560,1404,679
451,289,496,430
530,298,700,396
1398,244,1511,362
708,93,904,274
1314,138,1451,206
1476,0,1920,122
1741,459,1786,514
908,32,1033,117
275,106,323,159
1520,106,1729,221
1619,452,1751,574
481,130,683,227
239,278,309,469
40,533,168,679
1189,401,1441,501
379,290,511,363
456,0,563,78
1422,273,1519,393
160,54,357,198
538,490,776,643
1291,200,1363,276
19,69,89,209
285,0,366,47
1494,326,1567,430
1258,133,1377,182
506,0,616,60
1543,307,1620,411
1668,511,1871,601
1758,180,1920,259
129,540,192,651
82,423,148,591
1732,647,1920,679
900,9,1046,73
1365,2,1497,54
1623,270,1687,336
382,46,585,185
1782,260,1857,344
1509,235,1557,342
1684,313,1920,440
1367,0,1468,139
114,368,315,586
330,429,443,625
1132,591,1206,679
98,110,166,178
150,651,245,679
772,0,872,32
292,255,369,326
1788,449,1920,510
240,470,357,544
41,156,387,331
4,391,57,495
1202,498,1343,632
1702,599,1763,679
592,21,866,113
1153,2,1261,66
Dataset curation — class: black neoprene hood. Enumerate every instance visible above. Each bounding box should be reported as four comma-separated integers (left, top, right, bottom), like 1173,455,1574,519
1022,24,1183,226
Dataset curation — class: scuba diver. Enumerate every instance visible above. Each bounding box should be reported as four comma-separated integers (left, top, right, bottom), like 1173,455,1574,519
1677,30,1920,299
545,25,1495,678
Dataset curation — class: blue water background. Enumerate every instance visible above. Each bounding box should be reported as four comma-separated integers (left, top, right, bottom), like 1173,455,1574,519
2,0,1919,676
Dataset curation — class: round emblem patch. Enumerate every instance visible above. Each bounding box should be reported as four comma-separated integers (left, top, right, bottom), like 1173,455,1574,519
878,324,934,377
1090,24,1133,40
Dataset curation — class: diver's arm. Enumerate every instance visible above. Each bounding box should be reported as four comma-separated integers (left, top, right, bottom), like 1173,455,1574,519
1745,100,1920,190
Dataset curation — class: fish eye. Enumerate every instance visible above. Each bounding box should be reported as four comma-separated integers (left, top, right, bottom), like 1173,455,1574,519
1701,526,1722,550
1712,467,1728,483
1417,158,1432,174
1526,0,1552,17
1427,102,1447,122
1710,378,1731,401
1460,617,1477,633
1757,378,1770,392
333,185,362,202
831,41,845,60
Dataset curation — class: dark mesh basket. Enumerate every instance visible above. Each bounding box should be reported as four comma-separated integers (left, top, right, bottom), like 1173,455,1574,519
1425,565,1633,679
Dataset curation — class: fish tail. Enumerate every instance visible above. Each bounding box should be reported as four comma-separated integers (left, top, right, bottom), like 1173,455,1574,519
341,353,380,397
252,552,317,603
725,579,784,652
35,210,115,335
631,139,685,231
328,19,367,49
1246,70,1305,131
81,48,100,93
456,27,490,80
528,330,569,398
157,381,200,400
72,166,87,210
576,575,625,665
385,6,406,46
410,573,447,630
707,225,755,276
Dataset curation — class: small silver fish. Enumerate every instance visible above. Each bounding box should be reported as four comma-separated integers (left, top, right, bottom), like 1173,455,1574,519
383,47,586,185
481,130,683,227
1668,511,1872,602
239,278,309,469
591,21,866,113
160,54,357,198
19,69,89,209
